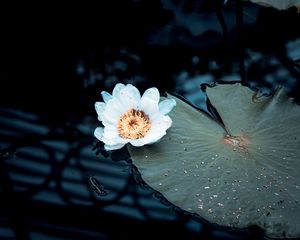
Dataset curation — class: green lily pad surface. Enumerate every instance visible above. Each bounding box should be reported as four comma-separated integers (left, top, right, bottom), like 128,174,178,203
128,83,300,238
249,0,300,10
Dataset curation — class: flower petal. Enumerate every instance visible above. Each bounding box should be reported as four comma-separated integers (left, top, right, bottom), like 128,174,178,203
103,125,119,140
143,131,167,145
101,99,124,126
142,87,160,104
101,91,112,103
95,102,106,121
94,127,104,141
141,87,160,115
156,115,173,130
159,99,176,115
102,136,128,146
141,98,159,116
116,84,141,110
129,139,146,147
104,143,126,151
112,83,126,97
101,125,129,145
142,116,172,144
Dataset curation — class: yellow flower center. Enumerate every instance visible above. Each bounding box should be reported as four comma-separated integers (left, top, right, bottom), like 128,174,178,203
118,109,151,139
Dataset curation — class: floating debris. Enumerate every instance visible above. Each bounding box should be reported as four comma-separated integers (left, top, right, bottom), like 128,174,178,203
88,176,108,196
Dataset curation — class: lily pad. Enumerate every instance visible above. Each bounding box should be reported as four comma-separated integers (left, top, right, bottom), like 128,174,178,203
249,0,300,10
128,83,300,238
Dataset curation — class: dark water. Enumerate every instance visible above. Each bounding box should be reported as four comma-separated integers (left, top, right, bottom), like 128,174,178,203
2,1,300,239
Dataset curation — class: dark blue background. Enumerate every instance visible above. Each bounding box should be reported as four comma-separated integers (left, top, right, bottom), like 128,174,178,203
1,1,300,239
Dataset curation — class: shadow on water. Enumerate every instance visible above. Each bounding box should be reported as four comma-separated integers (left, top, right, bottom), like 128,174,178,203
0,108,225,240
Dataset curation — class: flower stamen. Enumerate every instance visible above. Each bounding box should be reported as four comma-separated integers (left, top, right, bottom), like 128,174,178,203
118,109,151,139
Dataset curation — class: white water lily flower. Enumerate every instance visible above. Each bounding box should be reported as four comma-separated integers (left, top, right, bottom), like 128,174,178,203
94,83,176,150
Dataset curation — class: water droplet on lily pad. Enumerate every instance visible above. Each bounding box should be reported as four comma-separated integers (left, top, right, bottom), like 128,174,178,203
128,83,300,238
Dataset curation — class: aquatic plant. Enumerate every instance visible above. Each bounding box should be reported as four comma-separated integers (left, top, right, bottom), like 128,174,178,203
128,83,300,238
249,0,300,10
94,83,176,150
